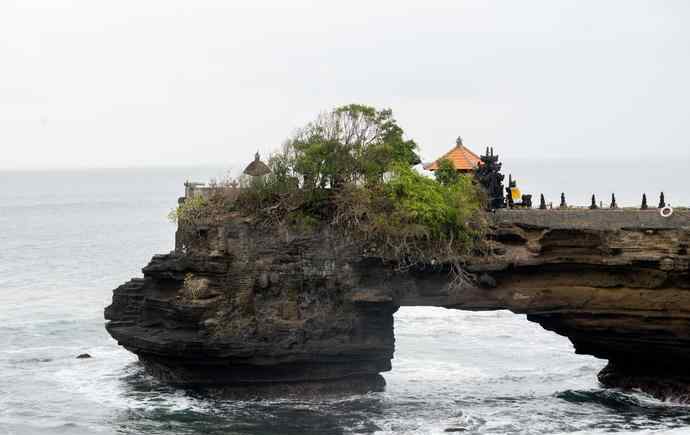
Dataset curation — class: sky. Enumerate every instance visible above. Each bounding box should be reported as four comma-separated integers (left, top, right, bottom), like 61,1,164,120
1,0,689,170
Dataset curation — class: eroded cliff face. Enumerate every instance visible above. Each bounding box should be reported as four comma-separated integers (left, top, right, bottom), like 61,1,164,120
105,218,395,388
105,209,690,399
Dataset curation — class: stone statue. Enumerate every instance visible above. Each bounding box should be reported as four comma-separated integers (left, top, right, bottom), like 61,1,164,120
610,193,618,209
475,147,505,210
505,174,515,208
539,194,547,210
590,194,599,210
522,194,533,208
560,193,567,208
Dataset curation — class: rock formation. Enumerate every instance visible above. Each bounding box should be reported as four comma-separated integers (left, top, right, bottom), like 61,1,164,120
105,208,690,400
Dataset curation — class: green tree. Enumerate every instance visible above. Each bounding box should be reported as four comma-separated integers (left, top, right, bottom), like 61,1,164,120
288,104,420,189
384,163,482,244
434,158,460,186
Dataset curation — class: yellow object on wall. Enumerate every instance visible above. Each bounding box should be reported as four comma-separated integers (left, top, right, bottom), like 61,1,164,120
511,187,522,201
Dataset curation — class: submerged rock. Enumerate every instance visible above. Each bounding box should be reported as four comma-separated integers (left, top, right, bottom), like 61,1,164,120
76,353,91,359
105,209,690,399
598,361,690,403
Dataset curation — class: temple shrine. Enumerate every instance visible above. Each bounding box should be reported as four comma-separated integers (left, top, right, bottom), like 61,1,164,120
424,137,482,173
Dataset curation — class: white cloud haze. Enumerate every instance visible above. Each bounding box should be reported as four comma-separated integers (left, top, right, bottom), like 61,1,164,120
1,0,689,169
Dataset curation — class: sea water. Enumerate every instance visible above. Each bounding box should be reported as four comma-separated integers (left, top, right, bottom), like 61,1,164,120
0,160,689,435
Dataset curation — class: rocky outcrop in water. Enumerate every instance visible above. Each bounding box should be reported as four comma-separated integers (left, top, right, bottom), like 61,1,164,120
105,209,690,399
105,215,396,388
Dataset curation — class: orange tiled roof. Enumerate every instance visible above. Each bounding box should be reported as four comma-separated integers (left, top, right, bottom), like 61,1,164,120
425,144,481,171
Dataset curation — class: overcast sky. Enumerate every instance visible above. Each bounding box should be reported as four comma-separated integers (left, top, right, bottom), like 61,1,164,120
1,0,689,170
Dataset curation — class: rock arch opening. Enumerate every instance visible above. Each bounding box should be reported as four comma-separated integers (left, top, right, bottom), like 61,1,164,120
388,307,604,394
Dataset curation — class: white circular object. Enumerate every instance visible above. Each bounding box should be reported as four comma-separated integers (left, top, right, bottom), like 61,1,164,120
660,206,673,218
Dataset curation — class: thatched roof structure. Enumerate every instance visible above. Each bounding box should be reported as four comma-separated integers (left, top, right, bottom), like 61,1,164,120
243,152,271,177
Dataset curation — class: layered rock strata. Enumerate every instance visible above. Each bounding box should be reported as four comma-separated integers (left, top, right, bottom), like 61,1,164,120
105,209,690,399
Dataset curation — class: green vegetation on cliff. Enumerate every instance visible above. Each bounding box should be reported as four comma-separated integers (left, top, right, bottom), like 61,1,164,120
177,104,486,267
168,195,208,226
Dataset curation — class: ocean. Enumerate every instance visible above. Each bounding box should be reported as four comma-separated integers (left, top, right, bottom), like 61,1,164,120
0,160,689,435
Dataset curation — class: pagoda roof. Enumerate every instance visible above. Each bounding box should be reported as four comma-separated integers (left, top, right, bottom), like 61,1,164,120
424,143,481,171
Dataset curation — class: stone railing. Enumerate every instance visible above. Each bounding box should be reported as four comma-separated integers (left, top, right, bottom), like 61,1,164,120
182,181,241,204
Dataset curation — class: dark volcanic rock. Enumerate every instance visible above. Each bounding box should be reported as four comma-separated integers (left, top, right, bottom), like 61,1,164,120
106,217,396,388
598,361,690,403
105,209,690,399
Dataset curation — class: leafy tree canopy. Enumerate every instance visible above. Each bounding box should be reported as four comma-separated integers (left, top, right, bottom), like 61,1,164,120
287,104,420,189
434,158,460,186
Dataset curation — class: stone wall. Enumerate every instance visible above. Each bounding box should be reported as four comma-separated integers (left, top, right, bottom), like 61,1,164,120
183,181,241,203
493,208,690,231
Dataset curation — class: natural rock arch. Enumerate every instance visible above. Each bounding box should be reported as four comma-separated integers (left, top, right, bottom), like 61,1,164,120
106,209,690,400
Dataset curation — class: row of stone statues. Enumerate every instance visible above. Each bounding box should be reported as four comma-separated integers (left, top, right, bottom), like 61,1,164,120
474,147,672,211
586,192,668,210
533,192,669,210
